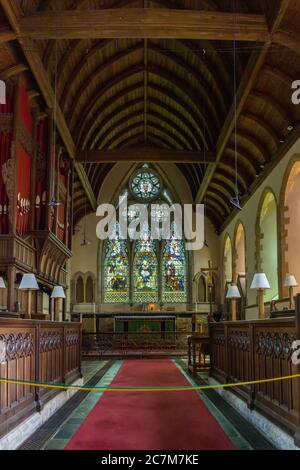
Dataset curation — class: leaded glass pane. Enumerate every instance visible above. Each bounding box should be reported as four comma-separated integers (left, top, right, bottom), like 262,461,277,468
162,226,187,303
104,234,129,303
133,237,158,303
130,170,162,201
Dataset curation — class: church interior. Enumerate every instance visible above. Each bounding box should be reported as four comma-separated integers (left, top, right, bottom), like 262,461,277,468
1,0,300,453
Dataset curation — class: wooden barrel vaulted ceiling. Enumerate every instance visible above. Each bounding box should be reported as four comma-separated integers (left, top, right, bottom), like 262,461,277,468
1,0,300,229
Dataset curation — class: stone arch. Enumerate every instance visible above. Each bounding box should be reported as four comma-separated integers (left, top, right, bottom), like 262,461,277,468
72,272,85,304
233,221,246,282
280,155,300,296
223,234,233,290
256,188,279,302
85,272,96,303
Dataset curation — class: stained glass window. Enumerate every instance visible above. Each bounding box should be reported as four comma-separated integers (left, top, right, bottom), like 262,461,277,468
103,166,189,305
162,225,187,303
130,169,162,201
104,232,129,303
133,236,158,303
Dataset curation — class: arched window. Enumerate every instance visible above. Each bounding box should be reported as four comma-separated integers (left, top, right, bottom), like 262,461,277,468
282,160,300,294
76,276,84,303
133,237,158,303
198,275,207,302
86,276,94,303
101,165,189,305
258,191,278,301
104,234,130,303
223,235,233,286
234,223,246,281
162,226,186,303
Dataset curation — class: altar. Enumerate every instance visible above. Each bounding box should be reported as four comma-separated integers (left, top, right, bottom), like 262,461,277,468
114,315,176,334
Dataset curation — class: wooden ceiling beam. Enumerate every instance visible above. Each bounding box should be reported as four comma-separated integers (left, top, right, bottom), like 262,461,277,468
66,42,143,125
18,9,269,42
75,64,213,147
66,43,218,139
87,96,201,151
250,90,290,126
0,64,28,80
241,110,280,147
76,147,215,163
93,106,198,152
106,120,185,151
273,29,300,55
80,79,208,150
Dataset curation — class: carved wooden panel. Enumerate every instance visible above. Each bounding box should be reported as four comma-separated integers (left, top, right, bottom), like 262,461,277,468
0,319,81,438
210,318,299,439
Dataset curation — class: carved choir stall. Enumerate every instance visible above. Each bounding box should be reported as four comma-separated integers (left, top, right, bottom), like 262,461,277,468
209,293,300,447
0,318,81,438
0,79,73,319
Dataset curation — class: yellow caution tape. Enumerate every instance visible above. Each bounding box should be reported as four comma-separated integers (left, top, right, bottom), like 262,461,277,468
0,372,299,393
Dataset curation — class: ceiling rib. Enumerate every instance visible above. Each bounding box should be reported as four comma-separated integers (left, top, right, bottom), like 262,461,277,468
77,147,216,163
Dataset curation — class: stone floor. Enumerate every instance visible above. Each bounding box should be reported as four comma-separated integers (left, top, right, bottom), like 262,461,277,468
41,359,275,451
44,361,122,450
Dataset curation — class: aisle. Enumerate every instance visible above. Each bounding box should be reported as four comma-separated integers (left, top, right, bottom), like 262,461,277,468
66,360,235,450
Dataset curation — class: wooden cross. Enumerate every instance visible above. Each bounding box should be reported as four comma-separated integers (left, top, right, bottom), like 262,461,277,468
201,260,218,288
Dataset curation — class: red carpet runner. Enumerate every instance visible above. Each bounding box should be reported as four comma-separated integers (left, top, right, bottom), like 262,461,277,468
66,359,235,450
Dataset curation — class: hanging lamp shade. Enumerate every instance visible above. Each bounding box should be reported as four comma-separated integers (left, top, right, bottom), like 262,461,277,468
226,285,241,299
250,273,270,290
19,274,39,291
0,277,6,289
51,286,66,299
284,274,298,288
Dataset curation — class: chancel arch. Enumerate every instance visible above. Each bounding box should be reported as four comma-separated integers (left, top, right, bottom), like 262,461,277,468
256,189,279,302
280,157,300,295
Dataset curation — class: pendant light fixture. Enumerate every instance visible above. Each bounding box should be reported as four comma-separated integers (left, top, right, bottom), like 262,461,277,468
81,46,92,248
49,38,62,208
202,49,209,248
230,4,242,212
81,149,92,247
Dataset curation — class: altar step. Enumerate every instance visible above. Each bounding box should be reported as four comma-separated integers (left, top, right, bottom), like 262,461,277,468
83,350,187,360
